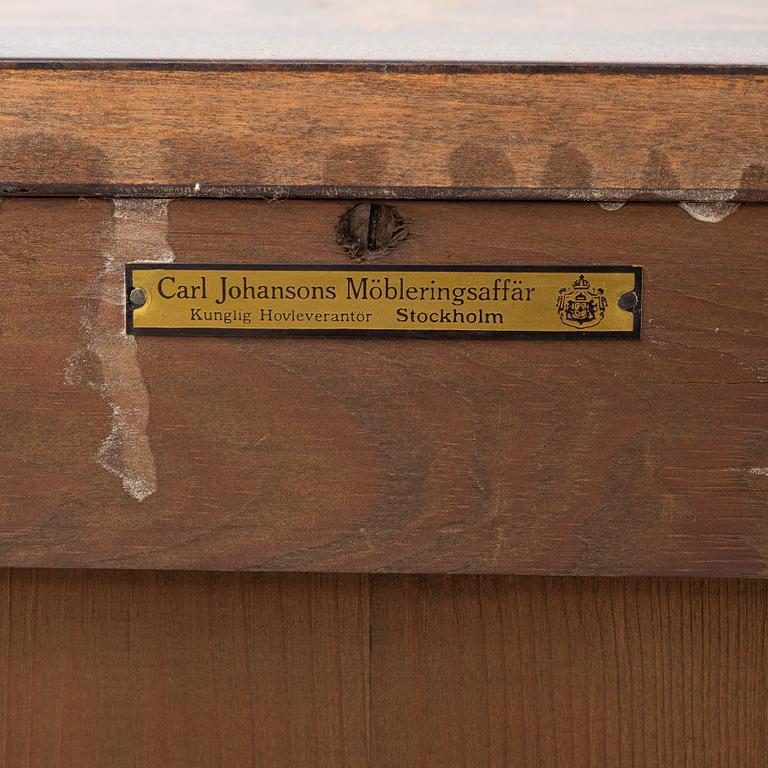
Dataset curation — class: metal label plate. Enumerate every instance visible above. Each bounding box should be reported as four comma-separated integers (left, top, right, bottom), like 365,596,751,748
126,264,642,338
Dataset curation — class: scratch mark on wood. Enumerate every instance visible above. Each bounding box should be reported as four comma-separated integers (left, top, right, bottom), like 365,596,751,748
65,199,173,501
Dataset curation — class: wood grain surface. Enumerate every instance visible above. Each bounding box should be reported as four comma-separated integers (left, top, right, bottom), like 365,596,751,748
1,198,767,575
0,569,369,768
1,67,768,200
370,574,768,768
2,570,766,767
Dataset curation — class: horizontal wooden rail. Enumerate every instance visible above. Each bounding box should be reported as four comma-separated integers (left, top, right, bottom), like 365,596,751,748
0,64,767,200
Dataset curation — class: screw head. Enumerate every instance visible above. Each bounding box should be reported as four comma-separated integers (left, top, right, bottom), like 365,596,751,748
617,291,639,311
129,287,147,308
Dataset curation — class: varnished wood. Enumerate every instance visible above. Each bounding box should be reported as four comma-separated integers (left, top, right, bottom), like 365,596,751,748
1,198,766,575
370,575,768,768
1,67,767,199
2,570,766,767
0,569,370,768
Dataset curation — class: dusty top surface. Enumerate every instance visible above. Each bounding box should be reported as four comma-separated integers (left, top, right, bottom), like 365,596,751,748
2,0,767,65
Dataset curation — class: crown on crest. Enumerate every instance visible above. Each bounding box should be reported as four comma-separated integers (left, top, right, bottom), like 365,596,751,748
571,274,591,289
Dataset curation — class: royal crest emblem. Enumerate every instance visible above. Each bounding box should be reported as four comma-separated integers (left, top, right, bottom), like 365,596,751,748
556,274,607,328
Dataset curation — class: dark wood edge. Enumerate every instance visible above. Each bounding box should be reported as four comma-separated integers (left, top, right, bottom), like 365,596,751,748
0,183,763,202
1,59,768,75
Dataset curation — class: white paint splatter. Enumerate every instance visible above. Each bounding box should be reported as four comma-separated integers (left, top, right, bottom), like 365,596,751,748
679,202,740,223
65,199,173,501
748,467,768,477
598,202,626,211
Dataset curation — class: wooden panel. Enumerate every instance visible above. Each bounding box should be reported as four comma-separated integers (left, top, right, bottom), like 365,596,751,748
1,66,768,199
0,569,370,768
2,570,766,767
1,198,767,575
369,575,768,768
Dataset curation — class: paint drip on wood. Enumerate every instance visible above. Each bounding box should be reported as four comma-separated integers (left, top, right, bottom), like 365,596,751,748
65,199,174,501
679,202,740,223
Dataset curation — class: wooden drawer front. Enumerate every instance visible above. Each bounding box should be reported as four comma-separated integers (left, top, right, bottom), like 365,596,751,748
1,198,766,575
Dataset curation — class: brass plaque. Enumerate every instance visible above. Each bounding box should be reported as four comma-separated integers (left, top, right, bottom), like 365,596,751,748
126,264,642,338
